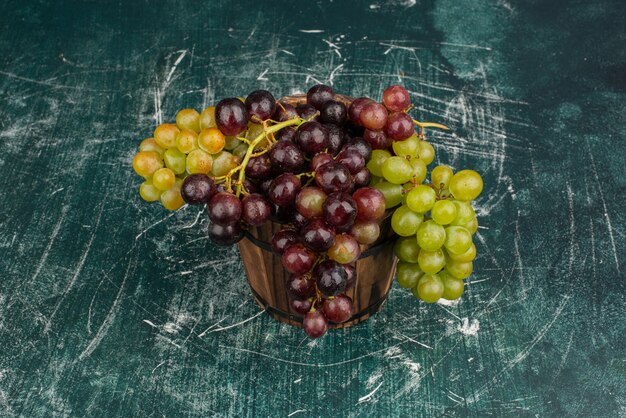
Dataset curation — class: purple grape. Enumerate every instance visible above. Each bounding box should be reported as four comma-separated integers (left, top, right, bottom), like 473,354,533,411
302,219,336,252
286,274,315,299
282,243,317,275
385,112,415,141
363,129,392,150
275,126,296,142
322,192,357,229
241,193,272,226
268,173,301,207
273,101,298,122
271,229,299,254
315,162,352,194
335,148,365,174
343,265,356,290
296,103,318,120
272,204,295,224
306,84,335,110
245,154,272,179
181,174,215,205
359,102,388,130
292,211,308,229
303,310,328,338
245,90,276,121
208,192,242,224
269,141,305,173
294,121,328,156
342,137,372,161
320,100,347,125
208,222,243,246
291,299,312,315
352,187,386,221
348,97,375,125
322,294,353,323
323,123,345,156
313,260,347,297
215,98,249,136
353,168,371,188
382,85,411,112
242,179,259,194
259,178,273,196
310,152,334,172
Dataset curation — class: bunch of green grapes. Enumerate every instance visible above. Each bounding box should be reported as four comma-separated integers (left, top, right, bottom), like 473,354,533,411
368,138,483,303
132,107,242,210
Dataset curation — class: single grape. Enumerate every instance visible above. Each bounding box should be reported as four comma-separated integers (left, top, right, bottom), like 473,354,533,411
199,106,216,130
269,141,306,173
307,84,335,110
245,154,272,180
431,165,454,190
384,112,415,141
208,192,242,224
163,148,186,175
176,108,200,132
343,265,356,290
275,126,296,142
208,222,243,246
449,170,483,201
394,236,421,263
133,151,163,178
271,229,299,254
154,124,180,149
313,260,347,296
410,158,427,183
323,294,354,323
310,152,334,172
348,97,375,125
302,219,336,252
160,187,185,211
286,274,315,299
152,168,176,191
139,181,161,202
462,216,478,235
445,260,473,279
417,220,446,251
352,187,385,221
440,270,464,300
359,102,388,130
327,233,361,264
176,129,198,154
320,100,347,125
139,138,165,156
341,137,372,161
406,185,436,213
291,298,313,315
366,149,391,178
269,173,301,207
413,274,444,303
382,156,413,184
292,211,308,229
282,243,317,275
211,151,239,177
242,179,259,194
336,149,365,175
296,187,327,219
451,201,475,225
350,221,380,245
396,262,424,288
241,193,272,226
295,121,329,155
372,181,404,209
315,162,352,194
444,226,472,255
323,124,344,155
418,141,435,165
296,103,318,120
181,174,215,204
448,242,476,262
323,192,357,229
186,149,213,175
215,98,249,136
303,310,328,338
391,205,423,236
273,101,298,122
363,129,392,150
382,85,411,112
392,134,419,157
353,168,371,188
198,127,225,154
232,143,248,160
417,248,445,274
431,200,458,225
259,178,273,195
245,90,276,121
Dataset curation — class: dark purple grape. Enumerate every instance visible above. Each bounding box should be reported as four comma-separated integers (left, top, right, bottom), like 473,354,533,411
302,219,336,252
181,174,215,205
352,187,386,221
286,274,315,299
382,85,411,112
273,101,298,122
275,126,296,142
294,121,328,156
269,141,305,173
359,102,388,130
348,97,375,125
315,162,352,194
259,178,273,196
215,98,249,136
310,152,333,172
241,193,272,226
385,112,415,141
271,229,299,254
208,222,243,246
242,179,259,194
282,243,317,275
208,192,242,224
303,310,328,338
323,123,345,156
296,103,318,120
322,192,357,229
353,168,371,188
245,90,276,121
268,173,301,207
342,137,372,161
313,260,347,297
292,211,308,229
335,148,365,174
363,129,392,150
245,154,272,179
291,299,312,315
322,294,353,323
272,204,294,224
343,265,356,290
306,84,335,110
319,100,347,125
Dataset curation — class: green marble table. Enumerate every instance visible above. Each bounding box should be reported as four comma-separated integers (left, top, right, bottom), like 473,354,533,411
1,0,624,416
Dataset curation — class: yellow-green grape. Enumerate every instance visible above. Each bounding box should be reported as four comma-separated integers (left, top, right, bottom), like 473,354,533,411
132,151,163,178
418,248,445,274
392,134,419,157
445,260,473,279
373,181,404,209
413,274,444,303
176,108,201,132
418,141,435,165
369,175,383,186
186,149,213,174
406,185,436,213
224,135,241,151
444,226,472,255
139,181,162,202
367,149,391,177
394,236,421,263
391,205,423,236
246,122,265,140
448,243,476,262
175,129,198,154
382,156,413,184
416,220,446,251
449,170,483,201
440,270,464,300
199,106,216,129
160,187,184,211
152,167,176,191
410,158,427,183
397,261,424,288
163,148,186,175
451,201,475,225
198,127,226,154
139,138,164,156
431,200,457,225
211,151,239,177
232,143,248,160
431,165,453,190
154,123,180,149
462,216,478,234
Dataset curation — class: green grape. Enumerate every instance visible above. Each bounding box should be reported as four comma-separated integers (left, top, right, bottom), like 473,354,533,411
176,108,201,133
373,181,404,209
154,124,180,149
418,248,445,274
176,129,198,154
449,170,483,201
163,149,186,175
410,158,427,183
133,151,163,178
199,106,216,130
394,236,421,263
391,205,423,236
462,216,478,235
412,274,444,303
382,156,413,184
152,167,176,191
431,165,453,190
392,134,419,157
406,185,436,213
416,220,446,251
139,181,161,202
369,175,383,186
139,138,165,156
440,270,464,300
367,149,391,177
232,143,249,160
186,149,213,174
418,141,435,165
246,122,265,140
397,262,424,288
448,243,476,262
160,187,184,210
431,200,457,225
445,260,473,279
224,135,241,150
444,226,472,255
451,200,475,225
211,151,239,177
